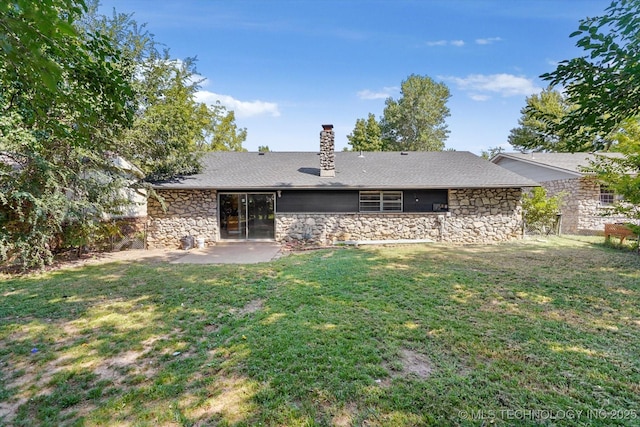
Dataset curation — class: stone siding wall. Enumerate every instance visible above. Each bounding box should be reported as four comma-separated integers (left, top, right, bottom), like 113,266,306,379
543,178,630,234
445,188,523,243
276,188,524,244
148,187,525,247
542,178,580,234
147,189,217,249
276,214,442,244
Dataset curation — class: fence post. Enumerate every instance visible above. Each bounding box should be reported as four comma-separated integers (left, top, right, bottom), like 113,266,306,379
555,213,562,235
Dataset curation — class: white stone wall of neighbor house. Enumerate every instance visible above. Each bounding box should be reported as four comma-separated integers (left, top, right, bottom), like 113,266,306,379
543,178,630,235
276,188,524,244
147,189,217,249
542,178,580,234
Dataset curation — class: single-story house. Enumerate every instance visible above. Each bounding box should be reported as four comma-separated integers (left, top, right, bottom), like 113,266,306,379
491,152,632,234
147,125,537,248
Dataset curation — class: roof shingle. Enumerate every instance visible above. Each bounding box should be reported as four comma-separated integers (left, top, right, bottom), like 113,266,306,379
152,151,538,189
492,152,623,175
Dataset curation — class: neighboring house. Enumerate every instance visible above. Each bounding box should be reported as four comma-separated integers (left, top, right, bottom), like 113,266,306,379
147,124,537,248
105,153,147,220
0,151,146,220
491,152,631,235
1,152,147,250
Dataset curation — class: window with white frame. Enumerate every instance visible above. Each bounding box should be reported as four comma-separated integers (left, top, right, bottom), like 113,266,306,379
599,185,618,206
359,191,403,212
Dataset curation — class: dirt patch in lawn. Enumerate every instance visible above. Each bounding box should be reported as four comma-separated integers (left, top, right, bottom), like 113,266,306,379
382,348,433,384
233,299,264,316
332,402,358,427
399,348,433,379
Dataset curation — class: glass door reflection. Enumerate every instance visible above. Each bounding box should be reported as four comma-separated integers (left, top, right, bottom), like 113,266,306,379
220,193,274,240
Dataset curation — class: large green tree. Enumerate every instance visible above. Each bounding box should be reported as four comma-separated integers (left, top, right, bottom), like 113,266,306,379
380,74,451,151
347,113,383,152
200,102,247,152
543,0,640,221
542,0,640,150
508,88,584,152
127,56,205,180
1,1,248,268
0,0,135,267
127,57,247,181
82,4,247,180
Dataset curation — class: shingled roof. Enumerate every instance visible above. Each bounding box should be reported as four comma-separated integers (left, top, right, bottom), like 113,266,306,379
152,151,537,190
492,152,624,176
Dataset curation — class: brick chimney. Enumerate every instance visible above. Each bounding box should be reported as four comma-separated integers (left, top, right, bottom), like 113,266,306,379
320,124,335,177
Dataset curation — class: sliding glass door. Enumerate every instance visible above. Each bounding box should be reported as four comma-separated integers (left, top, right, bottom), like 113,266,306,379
219,193,275,240
219,193,247,239
247,193,275,239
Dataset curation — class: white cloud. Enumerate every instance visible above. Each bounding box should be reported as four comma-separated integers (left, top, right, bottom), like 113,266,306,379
475,37,502,45
441,73,542,100
426,39,465,47
357,87,399,100
470,94,490,101
195,91,280,118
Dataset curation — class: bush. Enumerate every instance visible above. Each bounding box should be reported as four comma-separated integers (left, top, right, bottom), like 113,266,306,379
523,187,564,235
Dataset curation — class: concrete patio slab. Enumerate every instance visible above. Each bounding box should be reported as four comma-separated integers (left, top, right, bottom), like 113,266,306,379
170,242,282,264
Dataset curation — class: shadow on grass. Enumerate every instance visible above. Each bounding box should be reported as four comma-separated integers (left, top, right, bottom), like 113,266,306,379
1,239,640,426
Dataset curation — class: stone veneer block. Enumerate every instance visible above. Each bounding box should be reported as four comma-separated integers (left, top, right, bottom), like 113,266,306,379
147,189,218,249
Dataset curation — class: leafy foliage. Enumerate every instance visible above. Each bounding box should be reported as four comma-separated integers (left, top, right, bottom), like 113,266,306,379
1,2,248,268
380,74,451,151
200,102,247,153
586,120,640,220
507,88,588,152
125,55,207,180
81,5,247,180
541,0,640,224
0,0,136,268
522,187,563,234
348,74,451,152
347,113,383,151
480,146,504,160
541,0,640,150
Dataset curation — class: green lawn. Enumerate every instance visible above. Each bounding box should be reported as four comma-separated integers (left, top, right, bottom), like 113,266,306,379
1,237,639,426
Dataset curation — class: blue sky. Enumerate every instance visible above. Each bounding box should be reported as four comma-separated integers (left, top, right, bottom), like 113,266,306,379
98,0,610,154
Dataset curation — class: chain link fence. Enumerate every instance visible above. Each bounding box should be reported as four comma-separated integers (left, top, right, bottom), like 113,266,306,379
524,214,562,236
97,218,147,252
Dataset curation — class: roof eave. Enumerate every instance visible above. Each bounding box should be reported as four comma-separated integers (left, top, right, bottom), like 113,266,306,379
151,183,539,190
492,153,584,177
